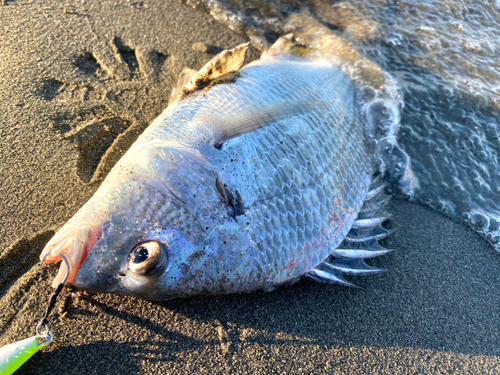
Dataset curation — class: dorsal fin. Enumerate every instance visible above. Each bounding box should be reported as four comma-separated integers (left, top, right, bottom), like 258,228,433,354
263,33,293,57
263,33,313,59
171,43,249,104
169,67,197,106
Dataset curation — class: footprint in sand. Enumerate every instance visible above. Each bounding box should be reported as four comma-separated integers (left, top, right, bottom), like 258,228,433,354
35,36,170,184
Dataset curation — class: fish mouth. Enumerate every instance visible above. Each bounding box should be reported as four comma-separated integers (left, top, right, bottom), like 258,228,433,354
40,222,102,288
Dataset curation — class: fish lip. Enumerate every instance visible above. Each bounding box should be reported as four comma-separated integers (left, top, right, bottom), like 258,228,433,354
40,222,103,288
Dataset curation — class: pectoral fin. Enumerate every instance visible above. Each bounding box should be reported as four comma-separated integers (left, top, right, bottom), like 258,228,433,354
196,101,323,149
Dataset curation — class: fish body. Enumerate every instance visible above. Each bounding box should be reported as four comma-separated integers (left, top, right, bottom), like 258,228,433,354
41,24,404,300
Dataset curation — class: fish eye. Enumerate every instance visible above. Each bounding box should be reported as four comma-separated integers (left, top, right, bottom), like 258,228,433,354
128,241,167,276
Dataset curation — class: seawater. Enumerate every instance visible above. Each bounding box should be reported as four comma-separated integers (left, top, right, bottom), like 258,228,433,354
185,0,500,249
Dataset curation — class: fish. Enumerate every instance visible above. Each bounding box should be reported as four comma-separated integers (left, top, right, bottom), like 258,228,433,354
40,15,411,300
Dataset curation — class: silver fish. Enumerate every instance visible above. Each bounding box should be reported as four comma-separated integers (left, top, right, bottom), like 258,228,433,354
40,17,408,300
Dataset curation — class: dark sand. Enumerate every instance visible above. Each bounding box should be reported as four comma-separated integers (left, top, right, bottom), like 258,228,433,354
1,1,499,374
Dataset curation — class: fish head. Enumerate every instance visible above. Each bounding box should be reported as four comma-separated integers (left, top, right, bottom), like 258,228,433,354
41,144,251,299
70,215,200,299
41,201,208,299
68,212,251,300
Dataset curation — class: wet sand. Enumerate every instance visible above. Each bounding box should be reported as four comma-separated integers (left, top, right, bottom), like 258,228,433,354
1,0,499,374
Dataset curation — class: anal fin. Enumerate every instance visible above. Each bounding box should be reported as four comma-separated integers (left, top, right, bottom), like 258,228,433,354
332,248,392,259
306,268,359,288
323,258,387,275
351,217,387,230
359,179,390,219
346,224,391,242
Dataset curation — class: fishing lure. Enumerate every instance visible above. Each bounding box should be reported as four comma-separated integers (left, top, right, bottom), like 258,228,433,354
0,254,69,374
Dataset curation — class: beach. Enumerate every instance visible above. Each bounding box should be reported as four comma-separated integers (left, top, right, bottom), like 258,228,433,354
1,0,499,373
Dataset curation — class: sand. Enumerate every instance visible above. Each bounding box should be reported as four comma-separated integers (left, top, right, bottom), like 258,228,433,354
0,0,499,374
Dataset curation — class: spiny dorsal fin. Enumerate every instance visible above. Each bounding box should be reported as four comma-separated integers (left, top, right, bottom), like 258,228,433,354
172,43,249,104
263,33,293,57
169,67,197,106
263,33,312,59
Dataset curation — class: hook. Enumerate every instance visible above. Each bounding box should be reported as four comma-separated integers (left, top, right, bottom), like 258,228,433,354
40,251,70,285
